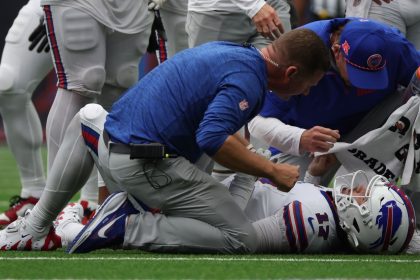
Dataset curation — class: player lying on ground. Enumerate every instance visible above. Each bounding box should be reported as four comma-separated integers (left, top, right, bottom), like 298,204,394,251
63,160,415,254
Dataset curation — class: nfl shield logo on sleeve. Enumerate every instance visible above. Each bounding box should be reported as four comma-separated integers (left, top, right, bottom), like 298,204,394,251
239,99,249,111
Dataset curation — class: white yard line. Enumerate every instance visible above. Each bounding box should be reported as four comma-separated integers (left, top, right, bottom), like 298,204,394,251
0,256,419,263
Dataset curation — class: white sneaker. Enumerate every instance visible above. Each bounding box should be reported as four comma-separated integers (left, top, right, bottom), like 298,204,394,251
54,203,84,248
0,210,61,251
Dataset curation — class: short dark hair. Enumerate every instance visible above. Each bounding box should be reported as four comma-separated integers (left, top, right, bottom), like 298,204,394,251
273,28,330,78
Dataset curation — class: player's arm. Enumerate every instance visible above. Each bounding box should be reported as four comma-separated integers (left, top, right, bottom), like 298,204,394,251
304,154,337,184
212,134,299,191
249,115,340,155
227,146,272,210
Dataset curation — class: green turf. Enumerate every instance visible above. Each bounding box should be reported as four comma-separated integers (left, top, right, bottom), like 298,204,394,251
1,145,420,279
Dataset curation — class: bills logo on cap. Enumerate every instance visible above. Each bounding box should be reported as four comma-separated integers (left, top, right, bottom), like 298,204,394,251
239,99,249,111
341,40,350,56
367,54,383,69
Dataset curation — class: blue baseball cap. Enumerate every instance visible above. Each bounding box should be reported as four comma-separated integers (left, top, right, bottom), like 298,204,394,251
339,19,389,90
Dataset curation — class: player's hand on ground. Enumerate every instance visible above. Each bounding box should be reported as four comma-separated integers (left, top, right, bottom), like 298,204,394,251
372,0,392,5
28,16,49,53
271,163,299,192
252,3,284,40
148,0,166,10
308,154,337,177
300,126,340,153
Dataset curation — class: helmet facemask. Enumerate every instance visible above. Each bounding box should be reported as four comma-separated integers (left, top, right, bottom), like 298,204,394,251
333,170,415,254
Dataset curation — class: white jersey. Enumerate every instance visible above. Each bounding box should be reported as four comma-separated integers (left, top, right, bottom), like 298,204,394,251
251,181,340,253
40,0,150,34
244,180,286,222
188,0,266,19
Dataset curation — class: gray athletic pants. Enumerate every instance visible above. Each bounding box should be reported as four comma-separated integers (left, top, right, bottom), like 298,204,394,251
186,0,292,49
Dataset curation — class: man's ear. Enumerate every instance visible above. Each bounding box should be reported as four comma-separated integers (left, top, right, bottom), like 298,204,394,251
285,66,298,79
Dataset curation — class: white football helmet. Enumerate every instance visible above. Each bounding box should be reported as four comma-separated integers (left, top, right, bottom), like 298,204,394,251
333,170,416,254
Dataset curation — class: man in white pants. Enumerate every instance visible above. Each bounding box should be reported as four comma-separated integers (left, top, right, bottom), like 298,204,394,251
41,0,153,178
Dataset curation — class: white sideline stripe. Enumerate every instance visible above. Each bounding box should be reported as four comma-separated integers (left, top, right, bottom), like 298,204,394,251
0,256,420,263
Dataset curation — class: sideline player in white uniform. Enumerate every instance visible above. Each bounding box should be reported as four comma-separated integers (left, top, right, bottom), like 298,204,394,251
0,0,52,228
345,0,420,48
41,0,153,199
40,0,154,216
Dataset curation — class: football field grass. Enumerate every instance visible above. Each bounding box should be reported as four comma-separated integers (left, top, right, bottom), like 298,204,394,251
1,145,420,279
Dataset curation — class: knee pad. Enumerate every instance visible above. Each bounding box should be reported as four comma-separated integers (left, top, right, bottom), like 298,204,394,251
80,66,106,94
79,103,108,132
0,65,15,93
0,64,42,95
114,63,138,89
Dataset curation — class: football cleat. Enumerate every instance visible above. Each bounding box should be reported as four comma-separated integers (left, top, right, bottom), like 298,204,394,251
0,210,61,251
79,199,98,225
54,203,84,248
0,196,39,229
67,192,139,254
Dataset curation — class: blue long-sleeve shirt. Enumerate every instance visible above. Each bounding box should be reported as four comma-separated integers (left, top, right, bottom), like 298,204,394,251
105,42,267,162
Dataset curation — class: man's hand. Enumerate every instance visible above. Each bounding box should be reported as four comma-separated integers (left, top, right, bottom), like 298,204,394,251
308,154,337,177
251,3,284,40
270,163,300,192
148,0,167,11
28,16,49,53
300,126,340,153
372,0,392,4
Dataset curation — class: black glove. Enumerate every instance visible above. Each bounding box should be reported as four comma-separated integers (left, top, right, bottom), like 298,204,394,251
28,16,50,53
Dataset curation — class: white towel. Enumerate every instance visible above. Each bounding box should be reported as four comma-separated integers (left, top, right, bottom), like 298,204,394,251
321,95,420,191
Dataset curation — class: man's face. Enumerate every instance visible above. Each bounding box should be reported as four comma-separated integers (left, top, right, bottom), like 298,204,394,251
341,184,367,205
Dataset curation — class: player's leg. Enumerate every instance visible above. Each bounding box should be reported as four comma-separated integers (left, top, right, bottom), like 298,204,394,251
186,10,255,48
159,0,189,58
0,112,94,250
43,5,105,169
0,0,53,228
43,5,107,214
26,112,95,234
